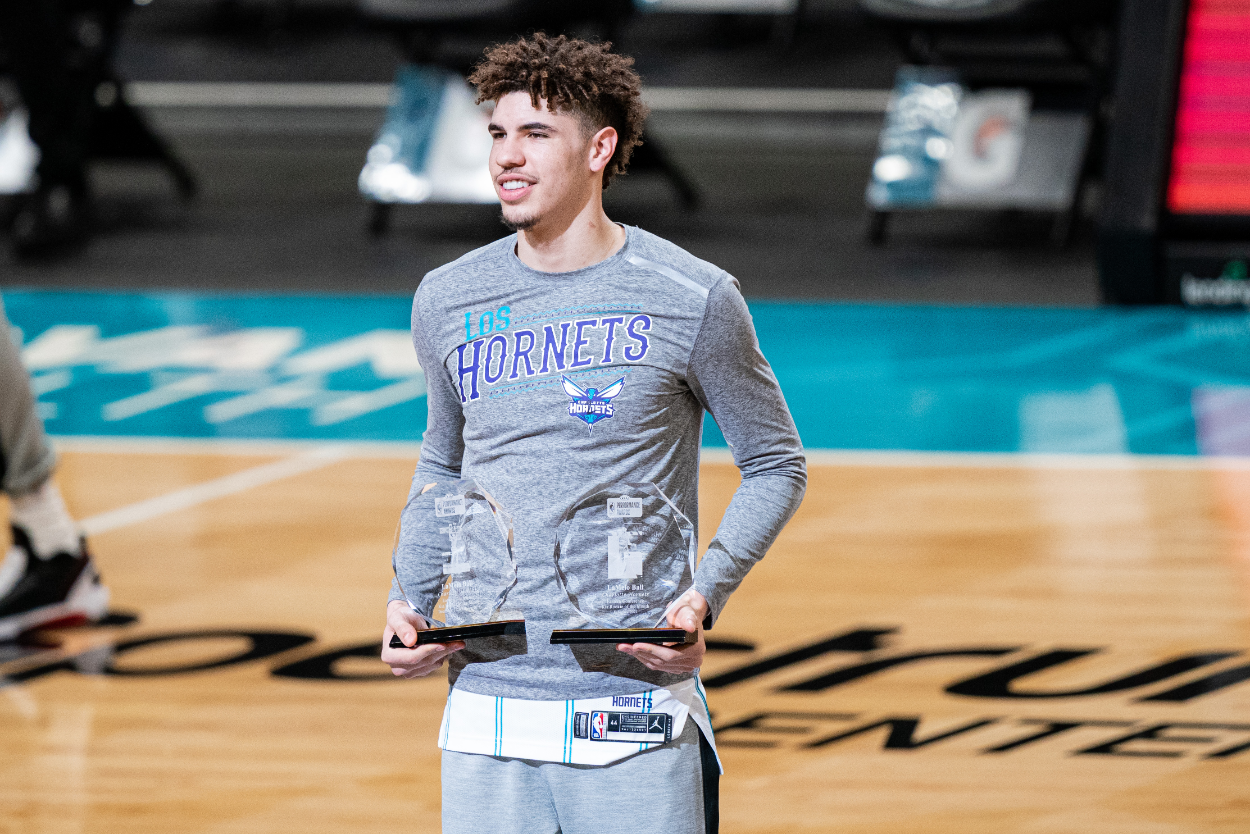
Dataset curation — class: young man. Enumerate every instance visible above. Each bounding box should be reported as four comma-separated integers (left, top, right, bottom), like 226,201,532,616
381,34,805,834
0,295,109,639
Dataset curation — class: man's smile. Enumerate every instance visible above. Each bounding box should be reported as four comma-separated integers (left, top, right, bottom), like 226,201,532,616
498,176,534,202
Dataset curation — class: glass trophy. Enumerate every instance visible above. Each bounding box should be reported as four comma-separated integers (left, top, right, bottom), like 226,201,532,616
389,479,525,647
549,482,698,645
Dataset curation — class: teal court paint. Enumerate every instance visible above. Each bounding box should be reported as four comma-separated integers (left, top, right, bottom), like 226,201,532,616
6,291,422,443
5,290,1250,456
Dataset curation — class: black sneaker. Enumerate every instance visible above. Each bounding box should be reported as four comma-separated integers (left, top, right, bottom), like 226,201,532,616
0,524,109,642
10,181,91,258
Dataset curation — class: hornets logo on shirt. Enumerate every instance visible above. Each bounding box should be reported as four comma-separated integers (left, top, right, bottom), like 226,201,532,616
452,311,651,404
562,376,625,431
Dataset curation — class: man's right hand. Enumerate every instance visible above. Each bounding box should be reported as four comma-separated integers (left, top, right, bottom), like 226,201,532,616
381,599,465,678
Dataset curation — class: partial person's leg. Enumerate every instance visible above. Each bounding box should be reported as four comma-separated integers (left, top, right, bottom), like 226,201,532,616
542,720,717,834
0,0,104,254
0,296,58,496
441,749,562,834
0,296,108,639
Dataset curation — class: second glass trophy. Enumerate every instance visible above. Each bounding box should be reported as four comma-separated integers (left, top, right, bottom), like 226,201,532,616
550,482,698,645
389,479,525,647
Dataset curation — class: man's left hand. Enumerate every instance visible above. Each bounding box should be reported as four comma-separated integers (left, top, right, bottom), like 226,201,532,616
617,589,709,673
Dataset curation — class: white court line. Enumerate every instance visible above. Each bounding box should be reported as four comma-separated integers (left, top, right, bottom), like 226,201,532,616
124,82,891,114
702,448,1250,470
54,436,1250,472
55,435,424,458
78,445,352,536
128,82,394,108
644,87,889,113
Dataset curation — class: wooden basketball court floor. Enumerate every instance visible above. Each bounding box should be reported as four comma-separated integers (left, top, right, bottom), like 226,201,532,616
2,441,1248,833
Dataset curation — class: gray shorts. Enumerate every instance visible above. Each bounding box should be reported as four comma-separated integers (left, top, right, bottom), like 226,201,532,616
0,295,57,496
441,719,719,834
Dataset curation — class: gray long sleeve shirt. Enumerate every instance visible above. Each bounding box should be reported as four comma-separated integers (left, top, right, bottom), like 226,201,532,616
392,225,805,700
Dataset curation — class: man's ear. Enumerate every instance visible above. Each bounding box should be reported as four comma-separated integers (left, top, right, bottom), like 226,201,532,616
587,126,618,174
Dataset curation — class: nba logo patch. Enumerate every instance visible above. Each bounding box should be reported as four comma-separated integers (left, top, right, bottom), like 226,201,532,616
576,710,673,743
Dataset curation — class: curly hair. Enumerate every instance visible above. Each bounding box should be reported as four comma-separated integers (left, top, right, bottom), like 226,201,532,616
467,33,648,188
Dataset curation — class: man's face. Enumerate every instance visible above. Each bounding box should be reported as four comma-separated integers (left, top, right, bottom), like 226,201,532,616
488,91,598,232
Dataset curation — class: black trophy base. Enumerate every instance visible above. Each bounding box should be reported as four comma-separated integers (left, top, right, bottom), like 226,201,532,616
549,627,695,645
390,619,526,648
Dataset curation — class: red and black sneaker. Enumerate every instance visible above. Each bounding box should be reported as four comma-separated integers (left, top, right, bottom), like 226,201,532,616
0,524,109,642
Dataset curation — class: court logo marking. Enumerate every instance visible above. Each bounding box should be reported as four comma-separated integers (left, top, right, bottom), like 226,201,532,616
6,624,1249,760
